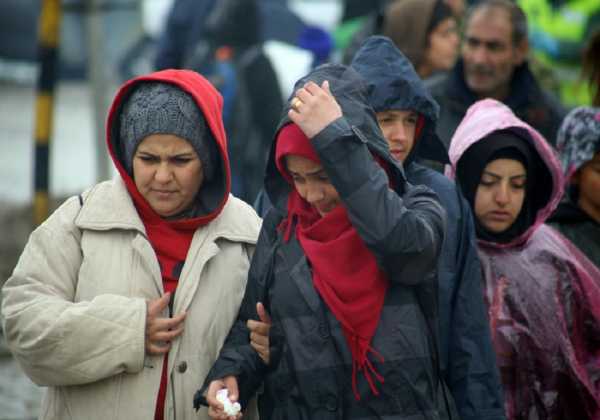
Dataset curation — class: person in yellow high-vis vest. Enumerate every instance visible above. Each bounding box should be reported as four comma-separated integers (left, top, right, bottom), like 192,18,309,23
518,0,600,106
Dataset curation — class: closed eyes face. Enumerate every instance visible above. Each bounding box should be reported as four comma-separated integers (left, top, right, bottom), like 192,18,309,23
474,158,527,233
285,154,341,217
132,133,204,217
376,110,418,163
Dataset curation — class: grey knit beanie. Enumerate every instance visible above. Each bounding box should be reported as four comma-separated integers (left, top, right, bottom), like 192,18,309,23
119,82,218,180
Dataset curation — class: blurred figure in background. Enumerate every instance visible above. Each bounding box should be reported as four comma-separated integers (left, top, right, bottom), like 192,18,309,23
336,0,464,64
154,0,306,74
199,0,283,204
382,0,460,81
153,0,217,71
428,0,566,148
335,0,393,62
517,0,600,107
549,106,600,269
351,36,506,420
340,0,387,22
583,28,600,106
447,98,600,419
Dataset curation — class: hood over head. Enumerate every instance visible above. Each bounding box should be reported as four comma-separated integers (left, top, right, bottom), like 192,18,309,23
107,69,231,223
446,99,563,247
382,0,451,71
556,106,600,198
118,82,218,181
350,35,448,165
264,62,405,211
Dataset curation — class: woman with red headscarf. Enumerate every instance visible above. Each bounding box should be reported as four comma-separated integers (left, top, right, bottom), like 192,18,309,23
2,69,262,420
195,63,456,419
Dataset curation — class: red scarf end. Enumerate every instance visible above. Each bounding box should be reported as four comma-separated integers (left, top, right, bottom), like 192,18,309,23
351,347,385,401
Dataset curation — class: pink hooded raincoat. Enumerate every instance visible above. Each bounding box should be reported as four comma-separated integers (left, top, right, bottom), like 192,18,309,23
447,99,600,419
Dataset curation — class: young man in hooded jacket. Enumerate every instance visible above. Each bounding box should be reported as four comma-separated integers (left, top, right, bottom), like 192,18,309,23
349,36,506,420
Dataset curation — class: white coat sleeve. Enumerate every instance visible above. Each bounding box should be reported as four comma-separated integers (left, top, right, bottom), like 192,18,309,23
1,197,147,386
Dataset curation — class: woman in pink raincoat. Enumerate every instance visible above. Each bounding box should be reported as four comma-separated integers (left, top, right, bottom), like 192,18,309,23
446,98,600,419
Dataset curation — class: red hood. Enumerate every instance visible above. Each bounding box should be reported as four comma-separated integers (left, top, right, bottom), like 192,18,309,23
106,69,231,224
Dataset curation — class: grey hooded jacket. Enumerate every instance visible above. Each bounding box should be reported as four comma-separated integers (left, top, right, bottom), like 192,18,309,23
197,63,456,419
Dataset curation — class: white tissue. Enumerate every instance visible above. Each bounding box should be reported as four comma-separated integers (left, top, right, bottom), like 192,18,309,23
216,389,241,416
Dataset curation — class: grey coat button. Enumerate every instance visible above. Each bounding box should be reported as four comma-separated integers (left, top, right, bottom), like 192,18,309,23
318,323,329,339
177,361,187,373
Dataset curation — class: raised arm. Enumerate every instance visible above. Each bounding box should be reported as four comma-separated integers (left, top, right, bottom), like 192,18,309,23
289,81,446,284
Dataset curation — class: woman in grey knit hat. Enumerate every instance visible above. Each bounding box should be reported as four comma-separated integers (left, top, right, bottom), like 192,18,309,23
1,69,261,420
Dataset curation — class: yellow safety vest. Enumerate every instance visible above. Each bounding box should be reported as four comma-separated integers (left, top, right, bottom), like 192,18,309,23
518,0,599,106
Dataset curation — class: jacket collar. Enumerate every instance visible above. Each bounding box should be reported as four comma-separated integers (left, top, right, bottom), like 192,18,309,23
76,178,145,233
446,59,541,111
75,178,260,244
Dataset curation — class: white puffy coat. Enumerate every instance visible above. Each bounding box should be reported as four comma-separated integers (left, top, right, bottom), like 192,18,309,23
1,178,261,420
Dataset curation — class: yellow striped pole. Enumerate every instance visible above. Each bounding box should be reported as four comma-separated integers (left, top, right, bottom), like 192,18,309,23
33,0,62,225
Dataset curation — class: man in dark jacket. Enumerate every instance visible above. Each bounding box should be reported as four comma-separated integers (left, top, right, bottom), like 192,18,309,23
154,0,217,71
202,0,284,204
427,0,565,148
351,36,506,420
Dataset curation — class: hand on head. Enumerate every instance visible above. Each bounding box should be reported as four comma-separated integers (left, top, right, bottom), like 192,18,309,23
145,292,186,355
288,80,343,139
206,376,242,419
247,302,272,364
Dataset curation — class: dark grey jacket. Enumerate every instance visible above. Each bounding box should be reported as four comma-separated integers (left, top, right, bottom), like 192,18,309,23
196,63,455,419
351,36,505,420
549,201,600,270
426,59,566,148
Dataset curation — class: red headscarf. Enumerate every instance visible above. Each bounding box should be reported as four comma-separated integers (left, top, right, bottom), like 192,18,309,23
107,70,231,420
275,123,389,400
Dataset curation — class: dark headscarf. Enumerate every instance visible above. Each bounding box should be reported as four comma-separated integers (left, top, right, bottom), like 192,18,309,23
556,106,600,201
456,129,549,243
382,0,453,70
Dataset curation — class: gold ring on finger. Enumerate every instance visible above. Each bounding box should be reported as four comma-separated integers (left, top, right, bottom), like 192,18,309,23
291,97,302,111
